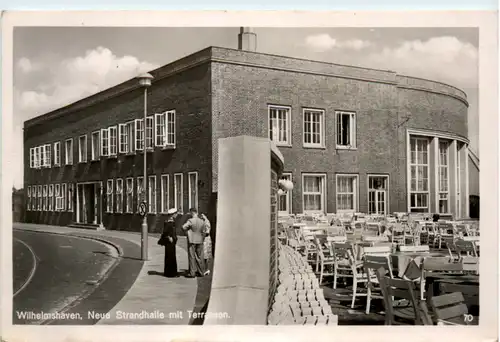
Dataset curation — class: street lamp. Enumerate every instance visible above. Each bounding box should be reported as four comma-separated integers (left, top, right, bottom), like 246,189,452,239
138,72,154,261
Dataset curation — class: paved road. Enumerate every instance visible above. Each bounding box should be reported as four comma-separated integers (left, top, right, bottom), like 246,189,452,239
12,230,117,325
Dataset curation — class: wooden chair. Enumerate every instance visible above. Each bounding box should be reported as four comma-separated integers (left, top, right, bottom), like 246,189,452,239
420,257,464,300
429,292,470,325
365,222,381,236
331,243,365,309
454,239,478,257
314,235,335,285
363,255,393,314
376,267,428,325
391,226,406,245
361,245,392,258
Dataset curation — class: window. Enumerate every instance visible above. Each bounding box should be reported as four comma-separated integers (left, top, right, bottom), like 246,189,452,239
368,175,388,215
303,109,324,147
35,146,41,168
146,116,153,150
126,121,135,153
161,174,169,213
109,126,118,156
39,146,45,168
126,178,134,213
37,185,42,211
188,172,198,210
79,135,88,163
278,173,292,214
155,111,176,147
31,186,36,210
68,183,74,212
336,111,356,148
42,144,51,167
174,173,183,213
65,139,73,165
61,184,67,211
91,131,100,160
54,142,61,166
116,179,123,213
336,175,358,212
148,175,156,213
106,179,114,213
135,119,144,151
27,186,31,211
409,137,429,212
30,148,35,168
137,177,145,210
119,124,128,154
101,128,109,157
48,185,54,211
438,140,450,213
55,184,62,211
42,185,48,211
269,105,291,146
302,174,326,213
457,144,461,216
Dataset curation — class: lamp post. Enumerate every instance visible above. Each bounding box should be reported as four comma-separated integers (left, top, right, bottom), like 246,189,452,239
138,72,154,261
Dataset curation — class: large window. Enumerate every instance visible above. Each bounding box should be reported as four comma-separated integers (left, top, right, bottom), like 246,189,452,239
91,131,100,160
79,135,87,163
161,174,169,213
37,185,42,211
135,119,145,151
65,139,73,165
188,172,198,210
106,179,114,213
409,137,429,212
101,128,109,157
278,173,292,214
155,110,176,147
174,173,183,213
368,175,388,215
48,184,54,211
336,174,358,212
137,177,145,209
55,184,61,211
336,111,356,148
126,178,134,213
109,126,118,156
119,124,128,154
302,174,326,213
269,105,291,146
42,185,48,211
148,175,156,213
27,186,31,211
54,142,61,166
145,117,153,150
35,146,41,168
68,183,74,212
438,140,450,213
31,186,36,210
116,179,123,213
303,109,324,148
126,121,135,153
42,144,52,167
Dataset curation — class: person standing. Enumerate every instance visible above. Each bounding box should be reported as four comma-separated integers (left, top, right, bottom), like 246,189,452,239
182,208,206,278
200,213,212,276
161,208,179,278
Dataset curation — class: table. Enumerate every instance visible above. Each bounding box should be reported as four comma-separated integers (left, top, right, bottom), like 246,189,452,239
390,252,446,280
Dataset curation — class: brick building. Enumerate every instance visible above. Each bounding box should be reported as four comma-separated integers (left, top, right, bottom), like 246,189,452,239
23,28,475,232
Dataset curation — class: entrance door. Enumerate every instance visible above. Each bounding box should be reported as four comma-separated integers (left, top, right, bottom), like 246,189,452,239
368,176,388,215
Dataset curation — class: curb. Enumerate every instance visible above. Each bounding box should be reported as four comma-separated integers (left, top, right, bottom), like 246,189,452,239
13,228,128,325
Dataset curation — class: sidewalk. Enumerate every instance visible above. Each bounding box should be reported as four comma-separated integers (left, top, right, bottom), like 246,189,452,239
13,223,198,325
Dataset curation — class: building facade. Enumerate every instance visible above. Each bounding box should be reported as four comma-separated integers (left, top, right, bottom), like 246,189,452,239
23,31,474,232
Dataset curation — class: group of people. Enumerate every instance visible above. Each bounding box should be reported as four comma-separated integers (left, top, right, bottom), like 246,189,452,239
159,207,212,278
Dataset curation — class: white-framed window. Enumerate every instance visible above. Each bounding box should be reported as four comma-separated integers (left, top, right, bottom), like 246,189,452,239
409,136,430,212
126,121,135,153
135,119,145,151
67,183,74,212
166,110,176,146
188,172,198,210
27,186,31,211
303,109,324,148
55,184,62,211
109,126,118,156
118,124,128,154
31,186,36,210
101,128,109,157
35,146,41,168
37,185,42,211
54,142,61,166
155,110,176,147
302,173,326,213
161,174,169,213
438,140,450,214
65,139,73,165
126,178,134,213
336,174,359,212
116,179,123,213
78,135,88,163
106,179,114,213
269,105,291,146
29,148,35,168
367,175,388,215
174,173,183,213
146,116,153,150
91,131,100,160
61,183,67,211
336,111,356,148
42,144,52,167
148,175,156,214
42,185,48,211
137,177,145,210
278,173,292,215
48,184,54,211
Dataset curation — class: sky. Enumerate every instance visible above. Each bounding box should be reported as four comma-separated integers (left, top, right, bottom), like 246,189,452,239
13,27,479,189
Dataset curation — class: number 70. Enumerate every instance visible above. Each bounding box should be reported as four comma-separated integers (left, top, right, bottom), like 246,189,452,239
463,314,474,323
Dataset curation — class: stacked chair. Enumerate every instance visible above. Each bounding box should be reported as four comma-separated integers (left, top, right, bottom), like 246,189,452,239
267,243,338,325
